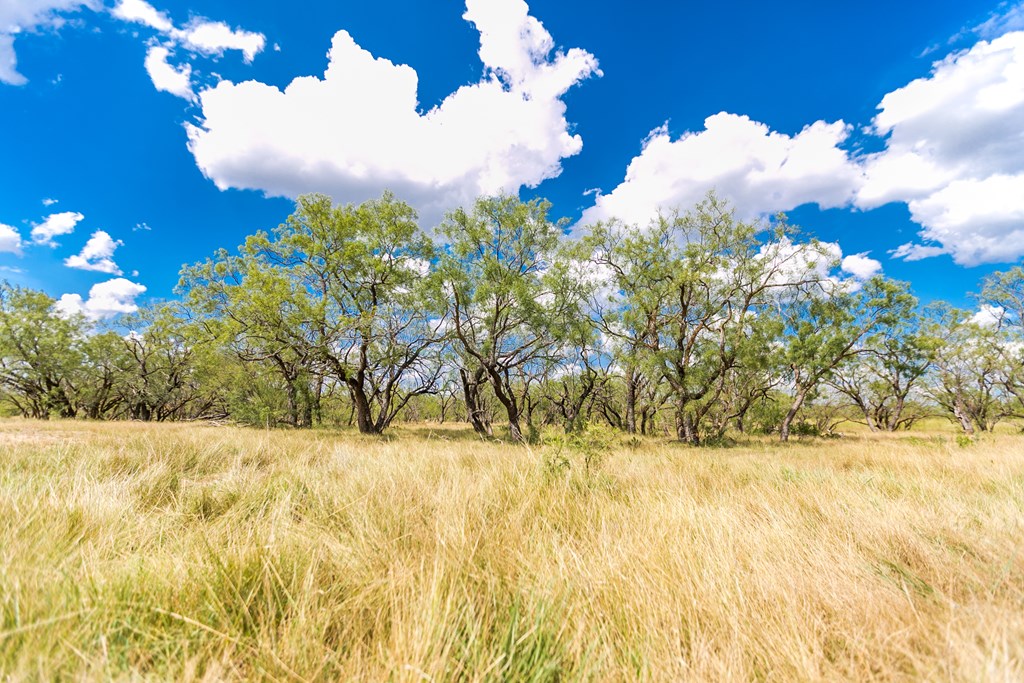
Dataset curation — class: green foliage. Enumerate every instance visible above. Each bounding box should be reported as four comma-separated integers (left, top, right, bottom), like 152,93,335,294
5,191,1024,448
543,422,617,479
956,433,975,448
923,301,1006,434
441,194,586,442
0,282,88,418
179,192,444,433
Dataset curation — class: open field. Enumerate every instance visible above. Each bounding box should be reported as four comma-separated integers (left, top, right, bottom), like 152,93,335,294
1,420,1023,681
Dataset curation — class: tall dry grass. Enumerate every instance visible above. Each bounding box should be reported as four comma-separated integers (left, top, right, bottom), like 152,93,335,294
0,419,1022,681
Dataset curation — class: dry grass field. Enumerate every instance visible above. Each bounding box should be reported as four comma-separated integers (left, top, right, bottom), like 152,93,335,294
1,419,1023,681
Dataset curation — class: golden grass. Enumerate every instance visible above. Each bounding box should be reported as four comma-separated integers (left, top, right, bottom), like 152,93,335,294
1,419,1022,681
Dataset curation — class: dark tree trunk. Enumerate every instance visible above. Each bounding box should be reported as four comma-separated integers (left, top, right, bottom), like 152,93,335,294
460,366,492,436
484,366,524,442
676,406,698,444
284,376,299,427
349,381,380,434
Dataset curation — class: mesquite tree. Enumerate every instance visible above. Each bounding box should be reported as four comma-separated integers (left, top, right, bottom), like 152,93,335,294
0,282,86,418
584,195,822,444
440,195,586,442
979,267,1024,417
778,277,916,441
181,192,445,433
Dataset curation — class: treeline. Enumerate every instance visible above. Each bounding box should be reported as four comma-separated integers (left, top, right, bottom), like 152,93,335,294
3,192,1024,443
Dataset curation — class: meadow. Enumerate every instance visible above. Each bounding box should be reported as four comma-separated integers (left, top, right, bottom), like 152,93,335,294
1,419,1022,681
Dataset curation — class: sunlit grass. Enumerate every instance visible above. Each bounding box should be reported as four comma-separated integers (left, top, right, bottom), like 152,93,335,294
1,419,1022,680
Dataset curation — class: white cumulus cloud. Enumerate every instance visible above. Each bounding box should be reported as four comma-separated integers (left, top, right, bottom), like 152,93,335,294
859,31,1024,265
840,252,883,280
30,210,84,246
111,0,172,32
0,223,23,255
113,0,265,99
185,0,600,228
971,304,1006,327
178,20,264,63
144,45,193,100
577,113,862,229
63,230,124,274
113,0,264,62
56,277,146,319
577,27,1024,269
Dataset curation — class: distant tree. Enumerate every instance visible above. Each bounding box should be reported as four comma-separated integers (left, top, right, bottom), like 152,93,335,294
827,297,937,431
440,195,585,442
778,277,916,441
0,282,86,419
181,192,446,434
924,303,1005,434
113,304,227,421
77,331,131,419
180,243,320,427
978,267,1024,417
584,194,821,444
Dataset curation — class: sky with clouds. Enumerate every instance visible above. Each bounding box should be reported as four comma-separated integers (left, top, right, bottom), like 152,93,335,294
1,0,1023,318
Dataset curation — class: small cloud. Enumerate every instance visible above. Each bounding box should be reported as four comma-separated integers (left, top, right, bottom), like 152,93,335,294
0,34,28,86
112,0,173,32
63,230,124,274
42,197,59,206
178,19,265,63
111,0,267,96
56,277,147,320
889,242,949,262
31,211,85,247
0,223,23,255
840,252,883,280
144,45,194,100
133,221,152,231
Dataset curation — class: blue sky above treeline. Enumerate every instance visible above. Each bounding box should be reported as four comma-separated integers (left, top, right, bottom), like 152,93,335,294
1,0,1023,318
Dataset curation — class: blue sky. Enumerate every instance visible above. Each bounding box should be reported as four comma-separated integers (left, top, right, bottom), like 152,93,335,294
1,0,1023,318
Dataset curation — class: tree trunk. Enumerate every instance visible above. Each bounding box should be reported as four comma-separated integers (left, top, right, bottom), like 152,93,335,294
506,413,524,442
864,409,878,433
461,367,492,436
886,396,906,432
349,381,380,434
779,389,810,442
284,377,299,427
301,385,313,428
484,367,524,443
625,368,638,435
676,410,698,444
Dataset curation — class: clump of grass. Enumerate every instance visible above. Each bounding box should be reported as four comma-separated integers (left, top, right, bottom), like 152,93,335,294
0,418,1022,680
